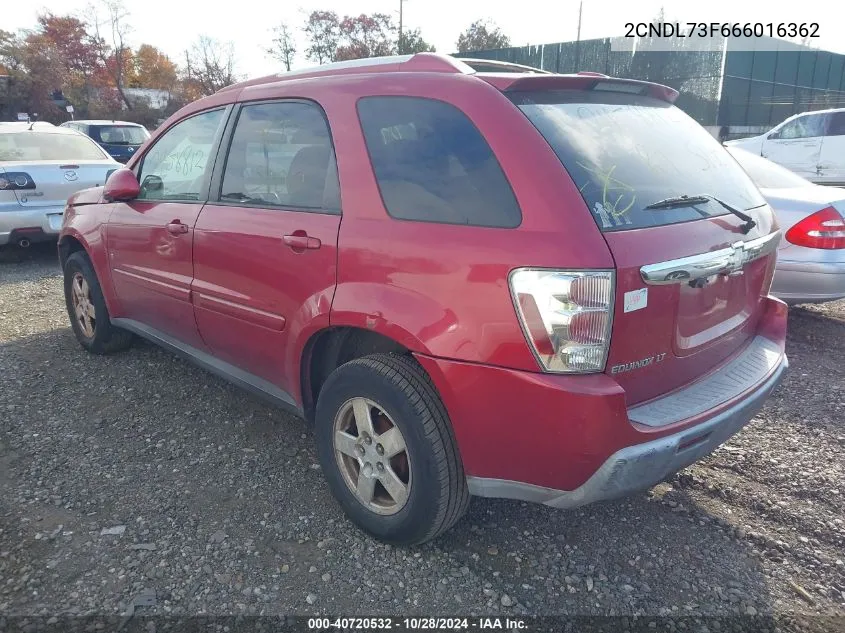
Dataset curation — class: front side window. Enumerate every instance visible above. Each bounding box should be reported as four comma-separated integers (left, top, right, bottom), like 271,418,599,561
137,109,225,201
778,113,827,139
220,101,339,211
356,96,521,228
0,131,107,161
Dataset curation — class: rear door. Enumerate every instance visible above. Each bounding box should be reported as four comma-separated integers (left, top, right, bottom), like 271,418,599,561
107,107,229,350
192,99,341,395
761,112,827,179
816,111,845,186
511,87,779,405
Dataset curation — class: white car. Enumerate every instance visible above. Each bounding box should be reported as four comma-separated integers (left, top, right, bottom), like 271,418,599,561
0,123,119,247
725,108,845,186
726,146,845,304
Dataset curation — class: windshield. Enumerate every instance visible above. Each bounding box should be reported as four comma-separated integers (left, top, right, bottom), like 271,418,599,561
510,90,767,232
0,131,108,161
727,147,811,189
92,125,149,145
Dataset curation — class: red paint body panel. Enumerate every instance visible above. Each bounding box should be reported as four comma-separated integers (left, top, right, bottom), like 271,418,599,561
417,295,786,491
192,204,340,395
107,200,207,350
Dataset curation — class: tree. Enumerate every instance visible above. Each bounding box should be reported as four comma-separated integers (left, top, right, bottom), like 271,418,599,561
183,35,237,97
398,28,435,54
303,10,340,64
335,13,395,61
267,23,296,71
455,19,511,53
133,44,177,90
89,0,134,110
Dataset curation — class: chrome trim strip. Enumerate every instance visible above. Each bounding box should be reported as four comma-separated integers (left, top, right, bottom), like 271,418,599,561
640,230,781,285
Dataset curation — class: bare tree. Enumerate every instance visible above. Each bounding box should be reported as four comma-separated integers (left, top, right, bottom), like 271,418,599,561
267,23,296,71
90,0,133,110
184,36,237,96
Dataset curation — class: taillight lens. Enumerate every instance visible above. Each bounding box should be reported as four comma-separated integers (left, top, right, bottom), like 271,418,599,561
509,269,614,373
785,206,845,250
0,172,36,190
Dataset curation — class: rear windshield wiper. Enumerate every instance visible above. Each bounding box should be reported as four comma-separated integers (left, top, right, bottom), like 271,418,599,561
644,194,757,234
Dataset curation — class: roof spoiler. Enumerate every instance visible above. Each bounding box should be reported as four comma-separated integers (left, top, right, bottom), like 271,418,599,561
502,75,679,103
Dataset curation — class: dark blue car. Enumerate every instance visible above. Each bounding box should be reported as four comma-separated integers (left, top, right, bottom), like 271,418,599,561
59,120,150,164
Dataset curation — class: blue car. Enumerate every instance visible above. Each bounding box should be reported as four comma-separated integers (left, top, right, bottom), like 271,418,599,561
59,120,150,163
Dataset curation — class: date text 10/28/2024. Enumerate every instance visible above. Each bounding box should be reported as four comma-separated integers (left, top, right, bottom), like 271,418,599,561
308,617,528,630
624,22,820,39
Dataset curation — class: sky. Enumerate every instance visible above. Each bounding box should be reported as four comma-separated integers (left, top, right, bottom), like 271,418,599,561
4,0,843,80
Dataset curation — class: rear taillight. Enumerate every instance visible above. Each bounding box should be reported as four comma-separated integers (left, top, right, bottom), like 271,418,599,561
0,172,36,190
785,206,845,250
509,269,614,373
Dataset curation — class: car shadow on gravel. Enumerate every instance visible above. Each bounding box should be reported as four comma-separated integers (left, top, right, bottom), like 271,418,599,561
1,326,778,616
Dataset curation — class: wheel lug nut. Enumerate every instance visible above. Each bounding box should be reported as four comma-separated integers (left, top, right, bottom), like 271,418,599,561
376,444,384,455
364,435,372,445
377,462,384,472
357,445,365,455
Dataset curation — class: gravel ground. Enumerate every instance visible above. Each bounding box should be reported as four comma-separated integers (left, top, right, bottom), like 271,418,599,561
1,243,844,627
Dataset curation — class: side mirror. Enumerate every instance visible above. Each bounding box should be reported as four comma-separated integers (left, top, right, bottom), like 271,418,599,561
103,168,140,202
767,131,780,140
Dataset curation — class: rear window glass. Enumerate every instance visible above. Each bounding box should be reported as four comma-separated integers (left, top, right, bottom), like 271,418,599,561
510,90,767,232
0,131,107,161
727,148,810,189
91,125,149,145
357,96,521,228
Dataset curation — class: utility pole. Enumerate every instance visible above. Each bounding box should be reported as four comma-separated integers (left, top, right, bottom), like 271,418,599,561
575,0,583,70
399,0,404,52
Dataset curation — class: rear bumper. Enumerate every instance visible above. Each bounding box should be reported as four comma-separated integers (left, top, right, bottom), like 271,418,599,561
0,205,65,245
415,296,788,508
468,353,786,508
772,258,845,304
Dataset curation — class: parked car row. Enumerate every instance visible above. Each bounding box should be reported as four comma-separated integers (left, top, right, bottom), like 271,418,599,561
2,54,841,545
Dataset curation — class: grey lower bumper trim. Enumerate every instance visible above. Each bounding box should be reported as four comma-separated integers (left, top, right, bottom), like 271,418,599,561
628,336,782,427
467,352,787,509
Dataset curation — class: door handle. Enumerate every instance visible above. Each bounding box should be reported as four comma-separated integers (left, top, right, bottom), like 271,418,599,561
283,233,321,250
166,221,189,235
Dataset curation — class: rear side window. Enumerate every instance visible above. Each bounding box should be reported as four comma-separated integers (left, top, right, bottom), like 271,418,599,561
828,112,845,136
510,90,766,232
220,101,340,212
357,97,521,228
0,132,107,161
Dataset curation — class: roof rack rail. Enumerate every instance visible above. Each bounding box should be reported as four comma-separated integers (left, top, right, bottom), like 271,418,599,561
457,58,553,75
218,53,477,94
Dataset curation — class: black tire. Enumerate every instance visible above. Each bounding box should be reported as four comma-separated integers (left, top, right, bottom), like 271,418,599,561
315,353,470,545
63,251,133,354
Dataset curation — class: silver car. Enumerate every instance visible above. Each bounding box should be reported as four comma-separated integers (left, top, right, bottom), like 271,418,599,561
727,146,845,304
0,122,119,247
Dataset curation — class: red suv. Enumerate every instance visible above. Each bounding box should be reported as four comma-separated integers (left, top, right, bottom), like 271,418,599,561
58,53,788,545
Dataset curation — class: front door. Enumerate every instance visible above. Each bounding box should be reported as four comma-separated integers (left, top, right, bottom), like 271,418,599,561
108,107,229,349
761,112,827,180
192,100,341,394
